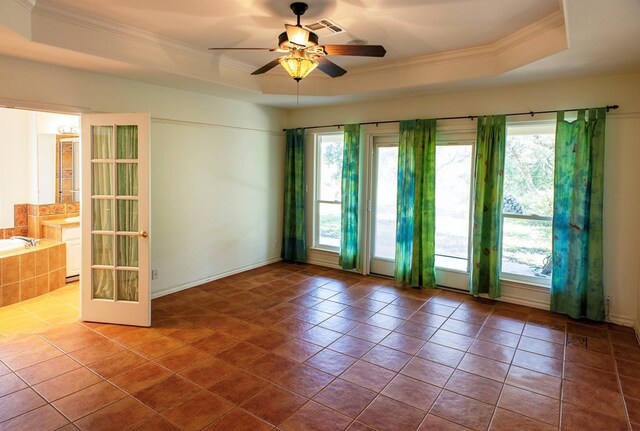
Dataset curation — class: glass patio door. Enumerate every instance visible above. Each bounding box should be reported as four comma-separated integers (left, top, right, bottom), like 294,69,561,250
81,113,150,326
369,136,398,276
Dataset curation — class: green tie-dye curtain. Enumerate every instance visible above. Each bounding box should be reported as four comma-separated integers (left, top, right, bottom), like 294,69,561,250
470,115,506,298
394,119,436,288
551,109,606,320
282,129,307,262
339,124,360,270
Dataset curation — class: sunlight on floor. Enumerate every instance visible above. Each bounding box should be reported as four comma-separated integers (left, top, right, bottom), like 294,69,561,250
0,282,79,339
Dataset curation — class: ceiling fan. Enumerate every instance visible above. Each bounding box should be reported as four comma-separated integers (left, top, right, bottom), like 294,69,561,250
209,2,386,81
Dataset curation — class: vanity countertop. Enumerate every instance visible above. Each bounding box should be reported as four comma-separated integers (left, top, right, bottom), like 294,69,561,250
41,217,80,228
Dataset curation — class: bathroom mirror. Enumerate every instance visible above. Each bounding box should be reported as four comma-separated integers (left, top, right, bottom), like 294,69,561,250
36,133,80,204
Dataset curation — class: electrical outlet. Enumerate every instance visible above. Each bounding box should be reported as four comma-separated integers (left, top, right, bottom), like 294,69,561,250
151,269,159,280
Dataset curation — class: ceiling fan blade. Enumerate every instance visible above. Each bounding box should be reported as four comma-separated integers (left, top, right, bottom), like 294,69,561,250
320,45,387,57
209,47,275,51
316,57,347,78
251,58,282,75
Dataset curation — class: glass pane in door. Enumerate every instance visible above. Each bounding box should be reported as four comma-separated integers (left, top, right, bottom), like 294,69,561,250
373,147,398,260
91,124,140,302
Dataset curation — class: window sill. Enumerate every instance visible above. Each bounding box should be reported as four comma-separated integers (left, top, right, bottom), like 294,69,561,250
309,246,339,255
501,276,550,290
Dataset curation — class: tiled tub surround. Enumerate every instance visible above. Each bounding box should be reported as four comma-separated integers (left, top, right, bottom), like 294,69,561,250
0,203,79,240
0,240,66,307
0,262,638,430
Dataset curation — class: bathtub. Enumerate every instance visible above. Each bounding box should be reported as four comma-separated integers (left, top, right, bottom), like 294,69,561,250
0,239,27,256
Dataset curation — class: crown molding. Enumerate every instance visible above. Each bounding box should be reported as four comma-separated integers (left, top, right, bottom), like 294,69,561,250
346,11,565,76
32,0,255,73
14,0,37,11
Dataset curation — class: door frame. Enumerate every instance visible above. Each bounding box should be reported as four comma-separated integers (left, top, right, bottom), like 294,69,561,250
80,112,151,327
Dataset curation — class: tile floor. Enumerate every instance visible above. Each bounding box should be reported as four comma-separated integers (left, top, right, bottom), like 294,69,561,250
0,262,638,430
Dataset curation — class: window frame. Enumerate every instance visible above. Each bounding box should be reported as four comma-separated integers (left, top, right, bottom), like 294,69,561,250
313,132,344,252
499,120,556,288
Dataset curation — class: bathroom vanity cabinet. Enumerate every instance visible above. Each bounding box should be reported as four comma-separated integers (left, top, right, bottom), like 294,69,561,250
42,218,80,278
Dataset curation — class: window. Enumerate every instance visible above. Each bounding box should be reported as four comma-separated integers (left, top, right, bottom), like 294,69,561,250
435,144,473,272
501,121,555,285
314,133,344,250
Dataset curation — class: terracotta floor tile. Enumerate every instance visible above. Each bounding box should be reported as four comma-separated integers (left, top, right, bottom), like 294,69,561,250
477,327,520,348
467,339,515,364
518,335,564,359
562,379,626,420
458,353,509,382
490,407,557,431
244,329,290,350
563,362,619,391
363,313,404,331
483,315,525,334
498,384,559,425
0,372,28,397
68,340,126,365
278,364,334,397
352,298,387,313
0,404,68,431
318,315,361,333
409,311,447,328
177,357,236,388
271,317,316,336
337,306,376,323
243,352,299,382
347,323,391,343
0,387,47,422
298,326,343,347
293,309,333,325
33,367,102,401
430,390,495,431
445,370,503,405
0,334,47,358
565,345,616,371
505,365,561,399
620,375,640,399
400,356,455,387
429,329,475,351
3,343,63,371
16,354,81,386
133,374,201,412
273,338,323,363
87,350,148,379
202,408,272,431
346,422,377,431
415,342,465,368
130,415,181,431
512,349,562,377
52,381,126,421
241,384,307,426
522,323,565,344
215,341,266,365
313,378,376,418
305,349,357,376
441,319,482,338
341,360,397,392
561,401,628,431
0,361,10,376
381,373,441,411
74,396,154,431
417,414,471,430
280,400,352,431
328,335,375,358
617,357,640,380
190,333,239,355
155,345,211,372
394,321,437,341
161,390,234,431
421,302,456,317
209,369,270,404
312,300,348,315
128,336,184,359
110,362,173,394
358,395,426,431
361,344,412,372
379,332,426,355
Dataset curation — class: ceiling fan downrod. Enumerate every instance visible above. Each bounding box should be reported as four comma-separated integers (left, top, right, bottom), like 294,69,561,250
290,2,308,26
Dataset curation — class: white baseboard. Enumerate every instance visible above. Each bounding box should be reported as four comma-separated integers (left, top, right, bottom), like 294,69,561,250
151,257,282,299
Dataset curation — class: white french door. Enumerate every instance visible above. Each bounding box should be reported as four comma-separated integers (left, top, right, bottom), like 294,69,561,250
369,136,398,277
367,134,474,290
81,113,151,327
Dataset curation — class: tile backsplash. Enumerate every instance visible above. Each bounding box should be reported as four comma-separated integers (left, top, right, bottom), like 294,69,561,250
0,203,79,239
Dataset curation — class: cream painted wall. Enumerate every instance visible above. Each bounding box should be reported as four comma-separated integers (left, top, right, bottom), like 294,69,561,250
0,108,33,227
287,72,640,326
0,55,287,297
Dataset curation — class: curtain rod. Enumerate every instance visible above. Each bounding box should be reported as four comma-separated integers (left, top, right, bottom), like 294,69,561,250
284,104,619,132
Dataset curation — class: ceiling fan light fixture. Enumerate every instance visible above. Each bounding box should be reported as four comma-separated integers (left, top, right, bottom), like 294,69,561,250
279,51,318,81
